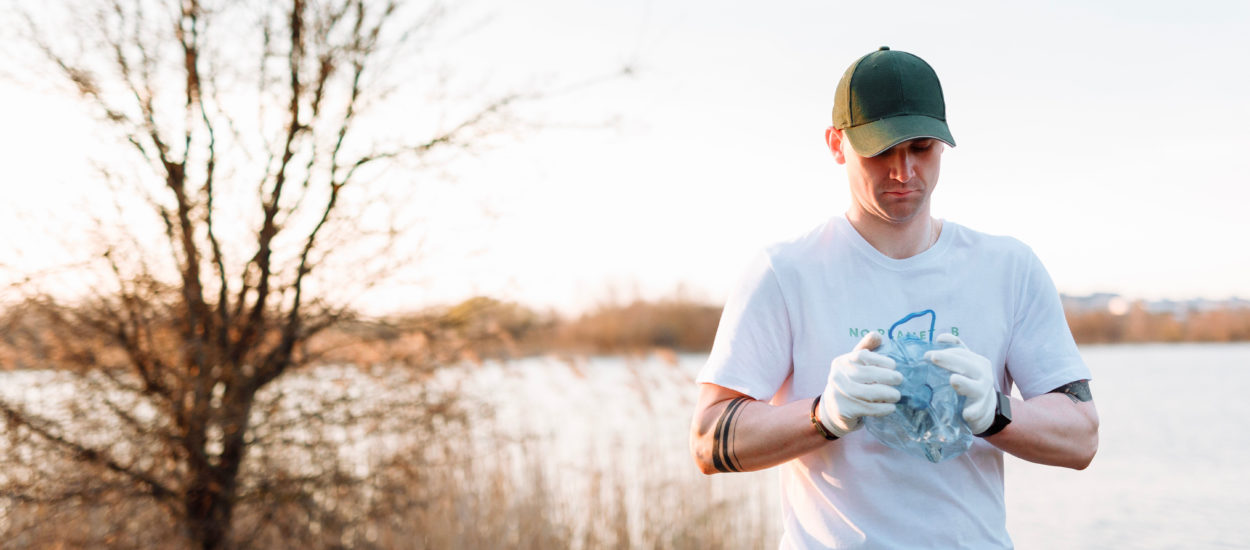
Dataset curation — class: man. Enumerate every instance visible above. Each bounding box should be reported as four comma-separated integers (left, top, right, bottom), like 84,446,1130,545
689,46,1099,548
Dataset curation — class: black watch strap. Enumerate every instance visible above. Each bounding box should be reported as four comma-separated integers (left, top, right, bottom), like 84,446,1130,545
975,390,1012,438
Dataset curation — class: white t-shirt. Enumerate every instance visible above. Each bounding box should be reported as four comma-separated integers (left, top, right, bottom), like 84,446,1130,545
697,215,1090,549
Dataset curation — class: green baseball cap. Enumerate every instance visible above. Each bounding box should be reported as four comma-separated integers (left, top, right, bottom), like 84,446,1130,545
833,46,955,157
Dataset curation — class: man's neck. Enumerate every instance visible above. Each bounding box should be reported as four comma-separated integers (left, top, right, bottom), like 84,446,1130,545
845,211,941,260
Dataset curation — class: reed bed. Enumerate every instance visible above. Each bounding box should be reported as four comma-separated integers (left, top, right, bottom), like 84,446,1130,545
1,355,776,549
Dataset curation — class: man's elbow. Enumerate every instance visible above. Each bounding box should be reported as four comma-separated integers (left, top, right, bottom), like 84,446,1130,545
691,440,721,476
1067,416,1100,470
694,457,720,476
1067,433,1098,470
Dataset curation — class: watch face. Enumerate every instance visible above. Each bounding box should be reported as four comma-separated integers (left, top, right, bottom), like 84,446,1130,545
998,391,1012,421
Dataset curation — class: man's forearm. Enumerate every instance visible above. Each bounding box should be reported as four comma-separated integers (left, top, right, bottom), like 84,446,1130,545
983,392,1099,469
691,384,832,474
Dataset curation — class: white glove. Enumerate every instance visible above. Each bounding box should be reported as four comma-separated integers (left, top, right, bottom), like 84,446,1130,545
925,333,996,434
818,332,902,438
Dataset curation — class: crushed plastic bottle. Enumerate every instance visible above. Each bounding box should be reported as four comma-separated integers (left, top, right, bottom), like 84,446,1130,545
862,311,973,463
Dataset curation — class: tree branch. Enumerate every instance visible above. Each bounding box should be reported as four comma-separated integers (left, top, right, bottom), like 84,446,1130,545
0,402,177,503
237,0,308,371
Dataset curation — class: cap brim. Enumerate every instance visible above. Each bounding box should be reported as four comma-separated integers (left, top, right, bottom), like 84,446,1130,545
844,115,956,158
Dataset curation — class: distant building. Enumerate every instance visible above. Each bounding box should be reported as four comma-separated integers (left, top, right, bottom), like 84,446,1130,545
1060,293,1121,313
1060,293,1250,319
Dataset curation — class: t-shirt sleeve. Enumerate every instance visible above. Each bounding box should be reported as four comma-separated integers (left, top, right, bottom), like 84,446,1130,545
1006,251,1092,399
695,252,793,401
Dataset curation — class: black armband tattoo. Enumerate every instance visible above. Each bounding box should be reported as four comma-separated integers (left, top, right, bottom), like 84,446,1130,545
1048,380,1093,403
712,397,750,473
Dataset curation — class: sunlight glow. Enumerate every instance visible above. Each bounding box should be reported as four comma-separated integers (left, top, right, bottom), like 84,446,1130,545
2,0,1248,314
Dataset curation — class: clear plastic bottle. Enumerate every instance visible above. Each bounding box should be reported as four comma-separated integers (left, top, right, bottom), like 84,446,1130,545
863,332,973,463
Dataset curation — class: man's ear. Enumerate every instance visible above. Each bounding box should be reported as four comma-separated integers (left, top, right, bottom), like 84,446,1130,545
825,127,847,165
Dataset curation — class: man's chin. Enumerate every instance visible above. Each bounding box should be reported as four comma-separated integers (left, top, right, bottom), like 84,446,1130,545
879,208,925,224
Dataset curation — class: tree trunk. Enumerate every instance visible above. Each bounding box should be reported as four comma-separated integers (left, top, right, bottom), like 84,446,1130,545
186,468,234,550
184,391,254,550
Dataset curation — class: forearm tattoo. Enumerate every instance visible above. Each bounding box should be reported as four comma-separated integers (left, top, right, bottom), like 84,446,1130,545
1048,380,1093,403
712,397,750,473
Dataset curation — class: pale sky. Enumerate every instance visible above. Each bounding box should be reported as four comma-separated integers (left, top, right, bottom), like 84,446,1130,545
3,0,1249,314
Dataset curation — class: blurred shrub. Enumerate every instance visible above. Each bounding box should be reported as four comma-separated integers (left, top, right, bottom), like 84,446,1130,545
1066,303,1250,344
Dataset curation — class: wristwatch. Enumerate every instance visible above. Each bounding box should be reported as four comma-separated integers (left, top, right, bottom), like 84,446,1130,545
975,391,1012,438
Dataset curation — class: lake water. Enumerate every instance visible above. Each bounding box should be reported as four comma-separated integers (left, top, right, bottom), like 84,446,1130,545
4,343,1249,548
1003,344,1250,549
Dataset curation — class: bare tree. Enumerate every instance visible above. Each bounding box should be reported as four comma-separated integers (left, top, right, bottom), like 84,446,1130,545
0,1,574,548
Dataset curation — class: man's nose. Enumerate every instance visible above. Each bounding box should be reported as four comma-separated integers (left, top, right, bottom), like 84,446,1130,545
890,150,915,183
